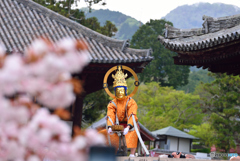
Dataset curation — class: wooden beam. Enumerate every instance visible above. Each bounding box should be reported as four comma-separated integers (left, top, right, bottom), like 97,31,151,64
72,93,85,136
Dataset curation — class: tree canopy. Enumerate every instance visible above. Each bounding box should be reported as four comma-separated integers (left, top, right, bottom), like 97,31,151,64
82,89,110,125
189,123,216,148
127,78,203,131
195,73,240,152
130,19,190,88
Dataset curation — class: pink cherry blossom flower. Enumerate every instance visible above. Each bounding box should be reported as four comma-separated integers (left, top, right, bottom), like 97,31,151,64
25,39,51,57
37,83,75,109
0,38,107,161
27,155,41,161
56,37,76,52
85,129,106,146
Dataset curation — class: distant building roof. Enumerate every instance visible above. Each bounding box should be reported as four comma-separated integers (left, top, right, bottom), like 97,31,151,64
152,126,198,140
0,0,153,64
158,14,240,52
157,14,240,75
88,116,158,141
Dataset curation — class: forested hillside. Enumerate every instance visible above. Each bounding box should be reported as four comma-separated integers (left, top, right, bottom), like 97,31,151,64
164,2,240,29
85,9,142,40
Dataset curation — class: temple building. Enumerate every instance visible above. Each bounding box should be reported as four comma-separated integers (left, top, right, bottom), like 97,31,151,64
0,0,153,134
158,14,240,155
158,14,240,75
152,126,197,153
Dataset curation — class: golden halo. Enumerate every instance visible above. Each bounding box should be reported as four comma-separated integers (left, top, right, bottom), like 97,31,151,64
103,65,139,99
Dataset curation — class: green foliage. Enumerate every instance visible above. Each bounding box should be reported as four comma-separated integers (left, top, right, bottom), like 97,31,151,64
83,89,111,123
196,73,240,152
130,19,190,88
33,0,83,18
85,9,141,40
189,123,216,147
83,17,101,32
177,70,215,93
191,148,211,153
101,21,118,37
164,3,240,29
127,78,203,131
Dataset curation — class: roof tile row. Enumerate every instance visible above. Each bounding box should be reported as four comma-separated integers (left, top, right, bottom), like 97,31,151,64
159,25,240,52
0,0,153,63
159,14,240,52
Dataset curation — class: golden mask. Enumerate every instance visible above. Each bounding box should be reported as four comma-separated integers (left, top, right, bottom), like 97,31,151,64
112,66,128,87
115,87,126,100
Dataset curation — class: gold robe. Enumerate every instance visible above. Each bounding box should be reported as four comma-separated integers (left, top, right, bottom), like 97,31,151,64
100,96,138,149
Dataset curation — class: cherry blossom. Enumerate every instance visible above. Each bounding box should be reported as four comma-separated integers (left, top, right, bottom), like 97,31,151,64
0,38,106,161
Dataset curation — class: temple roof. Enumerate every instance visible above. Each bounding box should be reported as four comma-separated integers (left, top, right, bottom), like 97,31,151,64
88,116,158,141
152,126,197,140
0,0,152,63
158,14,240,75
158,14,240,53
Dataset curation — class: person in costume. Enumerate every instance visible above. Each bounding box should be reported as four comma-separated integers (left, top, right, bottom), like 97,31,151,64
100,66,139,157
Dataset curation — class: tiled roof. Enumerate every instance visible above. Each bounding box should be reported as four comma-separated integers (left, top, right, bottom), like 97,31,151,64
88,116,158,141
0,0,153,63
158,14,240,52
152,126,198,139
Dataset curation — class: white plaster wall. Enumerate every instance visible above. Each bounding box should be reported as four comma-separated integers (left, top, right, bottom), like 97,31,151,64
160,141,165,149
168,136,178,151
179,138,190,152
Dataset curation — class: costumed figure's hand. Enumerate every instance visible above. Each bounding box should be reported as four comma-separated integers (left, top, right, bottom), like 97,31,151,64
123,127,129,135
108,127,113,135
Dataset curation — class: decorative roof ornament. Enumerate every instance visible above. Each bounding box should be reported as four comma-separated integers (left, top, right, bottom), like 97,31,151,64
112,66,128,87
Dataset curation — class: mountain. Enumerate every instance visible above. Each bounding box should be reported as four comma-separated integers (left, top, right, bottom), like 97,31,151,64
163,2,240,29
83,3,240,40
84,9,142,40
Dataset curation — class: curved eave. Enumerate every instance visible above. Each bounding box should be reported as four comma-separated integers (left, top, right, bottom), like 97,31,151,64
88,47,153,64
158,25,240,53
139,122,158,141
88,119,158,141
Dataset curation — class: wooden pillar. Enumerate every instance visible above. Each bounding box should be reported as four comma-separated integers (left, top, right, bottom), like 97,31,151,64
177,137,179,151
72,93,85,136
189,139,192,152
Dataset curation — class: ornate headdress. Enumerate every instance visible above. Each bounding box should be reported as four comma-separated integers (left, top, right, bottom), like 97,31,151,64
103,65,139,99
112,66,128,87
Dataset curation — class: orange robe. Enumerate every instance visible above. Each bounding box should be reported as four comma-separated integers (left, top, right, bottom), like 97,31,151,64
100,96,138,149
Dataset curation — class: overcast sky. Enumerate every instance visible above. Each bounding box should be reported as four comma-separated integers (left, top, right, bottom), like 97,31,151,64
77,0,240,23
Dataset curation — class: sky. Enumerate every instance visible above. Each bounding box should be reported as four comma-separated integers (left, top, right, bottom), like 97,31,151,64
77,0,240,23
